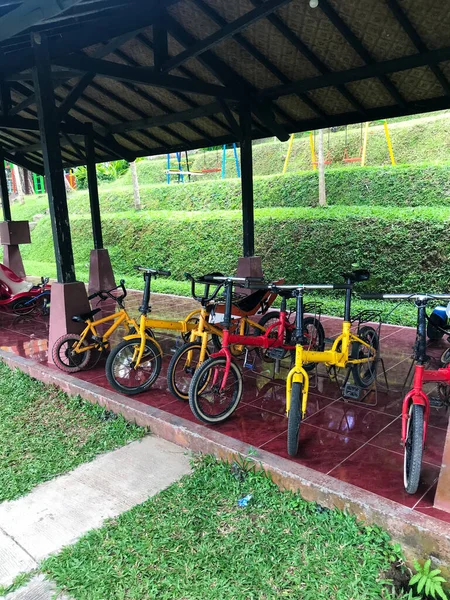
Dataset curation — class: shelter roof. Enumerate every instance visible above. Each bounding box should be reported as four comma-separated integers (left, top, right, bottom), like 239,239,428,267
0,0,449,173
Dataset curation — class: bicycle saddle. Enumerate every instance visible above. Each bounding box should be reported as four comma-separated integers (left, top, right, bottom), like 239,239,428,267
341,269,370,283
72,308,101,323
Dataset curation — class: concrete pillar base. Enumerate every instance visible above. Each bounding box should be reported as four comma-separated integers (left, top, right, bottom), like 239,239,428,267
88,248,116,296
47,282,91,366
236,256,264,296
3,245,25,278
434,421,450,513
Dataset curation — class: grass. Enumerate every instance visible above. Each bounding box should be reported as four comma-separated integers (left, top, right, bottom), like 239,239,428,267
0,363,146,502
43,455,403,600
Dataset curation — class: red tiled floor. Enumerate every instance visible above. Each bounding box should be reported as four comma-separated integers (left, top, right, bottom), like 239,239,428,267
261,424,362,474
328,444,440,508
2,293,450,524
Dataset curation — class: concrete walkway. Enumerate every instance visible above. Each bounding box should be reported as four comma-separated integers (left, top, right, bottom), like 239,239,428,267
0,435,191,596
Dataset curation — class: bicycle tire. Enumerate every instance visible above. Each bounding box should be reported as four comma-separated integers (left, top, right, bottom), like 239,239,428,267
182,316,200,343
167,341,210,401
105,338,162,395
287,382,302,456
11,296,37,316
351,326,379,388
404,403,424,494
189,356,243,424
302,317,325,372
52,334,92,372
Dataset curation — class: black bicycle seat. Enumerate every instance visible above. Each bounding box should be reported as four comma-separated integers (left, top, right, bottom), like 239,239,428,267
72,308,101,323
341,269,370,283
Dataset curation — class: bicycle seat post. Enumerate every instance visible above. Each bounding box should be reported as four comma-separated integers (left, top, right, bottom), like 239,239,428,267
344,278,353,322
415,297,429,365
223,279,233,329
139,272,152,315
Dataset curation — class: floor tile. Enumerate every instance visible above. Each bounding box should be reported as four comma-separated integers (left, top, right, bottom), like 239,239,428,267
369,420,447,466
329,445,440,508
304,400,395,444
261,424,362,474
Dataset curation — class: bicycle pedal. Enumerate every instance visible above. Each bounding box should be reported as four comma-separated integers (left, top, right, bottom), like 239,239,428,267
243,348,255,370
267,347,286,360
429,396,445,409
343,383,361,400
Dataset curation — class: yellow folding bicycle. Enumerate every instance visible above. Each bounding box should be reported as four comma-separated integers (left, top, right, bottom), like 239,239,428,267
281,270,380,456
167,272,279,401
52,280,143,373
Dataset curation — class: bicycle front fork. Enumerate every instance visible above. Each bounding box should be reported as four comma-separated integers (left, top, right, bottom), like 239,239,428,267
286,344,309,416
401,365,430,445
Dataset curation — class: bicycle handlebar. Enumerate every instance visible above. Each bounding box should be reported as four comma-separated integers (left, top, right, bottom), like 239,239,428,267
361,293,450,301
133,265,171,277
88,280,127,304
274,283,352,290
184,272,224,304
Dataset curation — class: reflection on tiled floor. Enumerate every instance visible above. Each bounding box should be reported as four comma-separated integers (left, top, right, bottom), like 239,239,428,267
1,291,449,523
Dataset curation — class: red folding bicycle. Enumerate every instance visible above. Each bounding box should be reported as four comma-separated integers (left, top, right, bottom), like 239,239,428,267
362,292,450,494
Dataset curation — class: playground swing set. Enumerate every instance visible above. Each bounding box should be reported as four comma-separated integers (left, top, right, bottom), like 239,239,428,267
282,120,396,173
166,144,240,184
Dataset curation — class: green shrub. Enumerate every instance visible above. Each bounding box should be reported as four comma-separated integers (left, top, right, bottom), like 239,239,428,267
20,206,450,294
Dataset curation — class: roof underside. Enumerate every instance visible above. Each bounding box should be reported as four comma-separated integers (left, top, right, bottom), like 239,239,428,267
0,0,449,174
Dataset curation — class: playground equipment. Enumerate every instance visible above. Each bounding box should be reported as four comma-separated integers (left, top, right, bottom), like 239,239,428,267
166,144,240,183
33,172,45,194
64,169,76,189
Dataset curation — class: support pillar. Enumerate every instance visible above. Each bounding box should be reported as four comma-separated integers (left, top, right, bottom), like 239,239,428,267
239,104,255,258
434,424,450,513
0,149,28,277
32,32,89,364
85,124,116,295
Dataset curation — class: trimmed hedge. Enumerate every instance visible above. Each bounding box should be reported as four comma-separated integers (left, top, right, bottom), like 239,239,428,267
11,164,450,223
20,206,450,293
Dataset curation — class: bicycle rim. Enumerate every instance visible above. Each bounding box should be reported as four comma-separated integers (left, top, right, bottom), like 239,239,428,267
189,357,242,423
168,342,209,401
109,340,161,393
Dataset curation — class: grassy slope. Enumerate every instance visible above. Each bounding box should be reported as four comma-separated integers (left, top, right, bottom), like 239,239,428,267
107,113,450,186
43,456,402,600
0,364,145,502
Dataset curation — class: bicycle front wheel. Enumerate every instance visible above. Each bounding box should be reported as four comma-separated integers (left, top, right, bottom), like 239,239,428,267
351,326,379,388
105,338,162,395
167,342,210,401
189,356,243,424
404,403,424,494
287,382,302,456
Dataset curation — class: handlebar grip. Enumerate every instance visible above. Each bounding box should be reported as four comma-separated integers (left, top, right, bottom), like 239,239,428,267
158,269,171,277
119,279,125,286
88,292,98,300
360,293,384,299
184,272,194,281
333,284,352,290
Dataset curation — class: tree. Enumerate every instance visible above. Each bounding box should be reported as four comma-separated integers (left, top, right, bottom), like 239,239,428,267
130,161,141,211
318,128,327,207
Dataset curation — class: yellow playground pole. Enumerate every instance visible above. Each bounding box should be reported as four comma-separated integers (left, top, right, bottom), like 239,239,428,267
383,119,396,166
282,133,295,174
361,121,370,167
309,131,317,170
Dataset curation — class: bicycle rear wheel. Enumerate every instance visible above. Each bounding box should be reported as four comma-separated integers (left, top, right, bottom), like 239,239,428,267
404,403,424,494
351,326,379,388
287,382,302,456
167,342,210,401
52,334,91,373
302,317,325,372
105,338,162,395
189,356,243,424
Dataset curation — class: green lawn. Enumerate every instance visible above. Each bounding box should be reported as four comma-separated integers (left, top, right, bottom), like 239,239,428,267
0,363,146,501
43,456,404,600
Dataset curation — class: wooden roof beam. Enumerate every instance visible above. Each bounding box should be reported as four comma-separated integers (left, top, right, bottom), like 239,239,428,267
162,0,294,72
53,54,243,100
249,0,367,116
385,0,450,95
318,0,407,107
263,46,450,99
